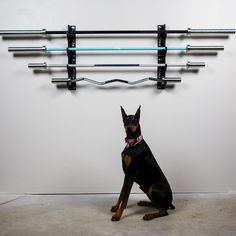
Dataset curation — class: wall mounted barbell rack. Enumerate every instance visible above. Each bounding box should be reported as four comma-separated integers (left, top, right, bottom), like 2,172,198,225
1,24,235,90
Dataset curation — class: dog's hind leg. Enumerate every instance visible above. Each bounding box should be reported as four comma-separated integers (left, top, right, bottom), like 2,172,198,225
137,186,155,207
142,185,171,221
143,209,168,221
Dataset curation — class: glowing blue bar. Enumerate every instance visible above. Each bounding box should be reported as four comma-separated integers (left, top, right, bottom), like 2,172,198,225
46,47,187,52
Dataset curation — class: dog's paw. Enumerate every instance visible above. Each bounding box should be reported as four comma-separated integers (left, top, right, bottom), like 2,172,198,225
111,214,121,221
143,210,168,220
143,214,153,221
111,205,118,212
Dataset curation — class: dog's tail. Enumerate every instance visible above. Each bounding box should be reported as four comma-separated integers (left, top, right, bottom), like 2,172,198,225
169,203,175,210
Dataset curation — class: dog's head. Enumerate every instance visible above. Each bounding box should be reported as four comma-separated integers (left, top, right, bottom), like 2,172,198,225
120,106,141,135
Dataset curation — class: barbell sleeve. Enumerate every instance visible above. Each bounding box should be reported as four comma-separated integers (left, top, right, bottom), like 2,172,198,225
186,61,205,67
163,77,182,82
8,46,47,52
186,45,224,51
0,29,47,35
28,62,47,68
187,28,235,34
51,78,71,83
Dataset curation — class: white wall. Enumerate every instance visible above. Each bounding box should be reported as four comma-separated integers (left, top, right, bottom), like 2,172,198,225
0,0,236,193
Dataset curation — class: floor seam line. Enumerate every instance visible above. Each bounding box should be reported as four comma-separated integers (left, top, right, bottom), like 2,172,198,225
0,195,27,206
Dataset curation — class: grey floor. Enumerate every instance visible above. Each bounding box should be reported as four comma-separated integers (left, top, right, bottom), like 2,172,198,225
0,193,236,236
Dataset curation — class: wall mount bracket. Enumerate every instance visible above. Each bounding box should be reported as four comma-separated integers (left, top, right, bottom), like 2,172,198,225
66,25,76,90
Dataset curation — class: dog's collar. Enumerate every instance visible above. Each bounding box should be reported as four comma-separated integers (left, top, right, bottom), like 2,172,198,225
125,135,143,148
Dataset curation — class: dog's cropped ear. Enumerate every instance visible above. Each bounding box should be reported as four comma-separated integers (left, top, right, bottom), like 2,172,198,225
120,106,127,121
134,105,141,122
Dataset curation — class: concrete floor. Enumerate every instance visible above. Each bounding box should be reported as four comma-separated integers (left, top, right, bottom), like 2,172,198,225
0,193,236,236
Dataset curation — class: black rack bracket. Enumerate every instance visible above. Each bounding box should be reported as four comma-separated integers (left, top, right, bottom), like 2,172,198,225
66,25,77,90
157,24,167,89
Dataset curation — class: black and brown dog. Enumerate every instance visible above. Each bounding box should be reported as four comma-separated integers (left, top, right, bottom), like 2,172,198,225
111,106,174,221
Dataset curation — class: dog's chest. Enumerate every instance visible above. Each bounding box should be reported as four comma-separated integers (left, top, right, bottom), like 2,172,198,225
122,154,132,168
121,151,142,176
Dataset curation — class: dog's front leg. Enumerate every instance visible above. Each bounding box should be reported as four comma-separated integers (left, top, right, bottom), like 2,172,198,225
111,175,128,212
111,175,133,221
111,175,132,212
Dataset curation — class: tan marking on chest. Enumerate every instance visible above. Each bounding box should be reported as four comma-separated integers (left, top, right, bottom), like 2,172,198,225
122,154,132,168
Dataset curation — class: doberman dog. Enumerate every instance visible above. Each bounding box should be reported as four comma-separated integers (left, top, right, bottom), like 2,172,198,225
111,106,175,221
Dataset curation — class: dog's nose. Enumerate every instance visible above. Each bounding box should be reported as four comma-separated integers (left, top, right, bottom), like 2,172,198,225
127,127,132,132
